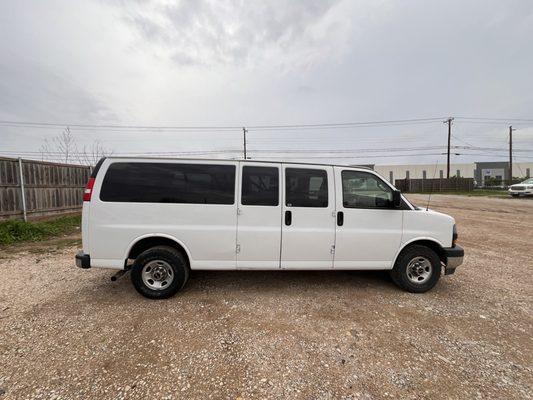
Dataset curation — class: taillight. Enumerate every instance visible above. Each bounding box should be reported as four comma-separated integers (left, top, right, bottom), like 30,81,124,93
83,178,95,202
452,224,458,246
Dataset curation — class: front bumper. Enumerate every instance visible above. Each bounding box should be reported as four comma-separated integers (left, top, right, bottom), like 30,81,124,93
508,190,533,196
75,251,91,269
443,245,464,275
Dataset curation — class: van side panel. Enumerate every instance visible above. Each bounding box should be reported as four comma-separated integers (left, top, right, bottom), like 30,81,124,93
88,159,238,270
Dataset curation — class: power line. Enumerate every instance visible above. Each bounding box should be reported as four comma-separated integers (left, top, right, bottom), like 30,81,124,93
456,116,533,122
0,121,241,131
2,117,533,140
1,145,531,157
0,149,241,155
2,116,533,130
0,117,447,132
9,152,533,165
247,119,445,131
453,121,527,126
219,153,451,160
453,145,533,153
247,146,448,154
450,133,476,148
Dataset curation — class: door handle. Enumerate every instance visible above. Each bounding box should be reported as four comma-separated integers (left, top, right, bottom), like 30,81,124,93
337,211,344,226
285,210,292,226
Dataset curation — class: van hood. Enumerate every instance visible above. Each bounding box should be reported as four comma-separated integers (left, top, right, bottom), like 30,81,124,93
415,207,455,223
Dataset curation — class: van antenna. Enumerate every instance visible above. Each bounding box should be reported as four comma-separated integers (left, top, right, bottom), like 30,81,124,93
426,159,440,211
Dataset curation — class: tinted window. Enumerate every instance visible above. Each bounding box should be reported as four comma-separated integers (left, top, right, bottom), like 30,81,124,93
100,162,235,204
241,166,279,206
286,168,328,208
342,170,393,209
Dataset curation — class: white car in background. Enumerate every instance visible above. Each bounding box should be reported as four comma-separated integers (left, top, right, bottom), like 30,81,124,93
508,178,533,197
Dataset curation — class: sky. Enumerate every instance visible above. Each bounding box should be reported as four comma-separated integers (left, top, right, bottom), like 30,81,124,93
1,0,533,166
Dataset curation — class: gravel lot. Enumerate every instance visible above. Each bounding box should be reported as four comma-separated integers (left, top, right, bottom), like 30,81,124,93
0,195,532,399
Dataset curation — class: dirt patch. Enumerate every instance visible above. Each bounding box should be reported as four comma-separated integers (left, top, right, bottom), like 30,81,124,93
0,195,531,399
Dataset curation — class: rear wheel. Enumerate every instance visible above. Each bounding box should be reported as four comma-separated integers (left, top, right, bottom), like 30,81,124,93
390,245,441,293
131,246,189,299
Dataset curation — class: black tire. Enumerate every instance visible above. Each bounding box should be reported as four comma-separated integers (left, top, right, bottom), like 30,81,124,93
511,194,519,198
131,246,189,299
389,245,441,293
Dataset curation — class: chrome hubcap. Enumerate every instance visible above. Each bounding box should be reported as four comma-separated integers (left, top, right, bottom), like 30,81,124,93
141,260,174,290
406,256,432,284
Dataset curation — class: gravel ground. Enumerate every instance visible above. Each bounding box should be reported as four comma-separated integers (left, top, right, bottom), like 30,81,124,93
0,195,532,399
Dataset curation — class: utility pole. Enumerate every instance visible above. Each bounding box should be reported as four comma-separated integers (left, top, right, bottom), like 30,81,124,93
509,125,512,186
242,127,247,159
445,117,454,178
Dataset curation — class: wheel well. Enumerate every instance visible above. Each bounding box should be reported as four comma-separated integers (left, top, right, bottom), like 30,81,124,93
128,237,189,263
399,240,446,265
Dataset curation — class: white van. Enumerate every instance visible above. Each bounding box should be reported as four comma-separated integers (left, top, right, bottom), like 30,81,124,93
75,157,464,299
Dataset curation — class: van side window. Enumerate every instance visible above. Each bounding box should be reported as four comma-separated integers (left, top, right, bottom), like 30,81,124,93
286,168,328,208
100,162,235,204
241,166,279,206
342,170,394,209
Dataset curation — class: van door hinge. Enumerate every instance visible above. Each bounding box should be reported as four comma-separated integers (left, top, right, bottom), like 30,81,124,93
236,244,241,254
330,245,335,254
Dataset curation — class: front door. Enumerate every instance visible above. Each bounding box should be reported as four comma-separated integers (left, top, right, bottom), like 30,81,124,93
280,164,336,269
333,167,403,269
236,162,282,269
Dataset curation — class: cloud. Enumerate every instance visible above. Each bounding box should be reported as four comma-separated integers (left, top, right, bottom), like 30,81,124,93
0,58,117,123
118,0,344,68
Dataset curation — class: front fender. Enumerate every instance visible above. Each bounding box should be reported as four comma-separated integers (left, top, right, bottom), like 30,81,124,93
392,237,446,268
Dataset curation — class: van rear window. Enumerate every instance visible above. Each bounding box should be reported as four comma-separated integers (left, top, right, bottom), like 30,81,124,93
100,162,236,204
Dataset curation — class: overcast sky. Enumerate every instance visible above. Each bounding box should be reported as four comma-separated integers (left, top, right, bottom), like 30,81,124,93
1,0,533,166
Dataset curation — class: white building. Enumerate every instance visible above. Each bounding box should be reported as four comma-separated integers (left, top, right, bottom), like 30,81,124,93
374,162,533,184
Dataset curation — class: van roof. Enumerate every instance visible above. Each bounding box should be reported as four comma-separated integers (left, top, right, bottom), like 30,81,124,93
101,156,374,170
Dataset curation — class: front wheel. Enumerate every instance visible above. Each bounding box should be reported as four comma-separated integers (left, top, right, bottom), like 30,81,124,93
131,246,189,299
390,245,441,293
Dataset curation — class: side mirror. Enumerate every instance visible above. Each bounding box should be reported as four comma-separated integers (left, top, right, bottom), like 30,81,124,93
392,190,402,208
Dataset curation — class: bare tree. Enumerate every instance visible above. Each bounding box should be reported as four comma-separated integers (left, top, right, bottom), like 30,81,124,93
79,140,113,166
39,127,112,166
39,127,78,163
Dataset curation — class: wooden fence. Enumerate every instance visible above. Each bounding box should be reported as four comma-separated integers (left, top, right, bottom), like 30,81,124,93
0,157,91,221
395,178,474,193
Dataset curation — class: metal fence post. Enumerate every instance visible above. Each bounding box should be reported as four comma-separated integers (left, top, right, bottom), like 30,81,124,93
18,157,27,221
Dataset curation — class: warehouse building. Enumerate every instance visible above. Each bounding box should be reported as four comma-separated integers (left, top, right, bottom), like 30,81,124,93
373,161,532,185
